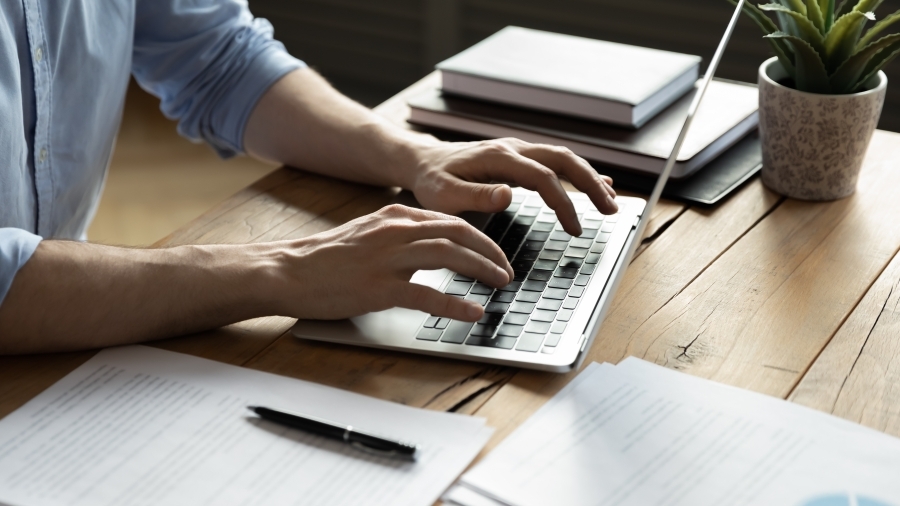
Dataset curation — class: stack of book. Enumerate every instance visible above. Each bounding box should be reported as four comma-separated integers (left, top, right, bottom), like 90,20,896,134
407,27,762,205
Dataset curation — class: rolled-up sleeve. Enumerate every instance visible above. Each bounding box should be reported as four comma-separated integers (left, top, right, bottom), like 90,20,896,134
0,228,42,307
131,0,306,157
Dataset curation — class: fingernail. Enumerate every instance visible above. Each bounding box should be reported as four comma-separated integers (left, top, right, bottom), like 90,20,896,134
466,304,482,319
491,186,505,205
497,267,512,284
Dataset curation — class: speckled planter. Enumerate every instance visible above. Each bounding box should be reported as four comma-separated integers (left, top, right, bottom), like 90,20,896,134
758,57,887,200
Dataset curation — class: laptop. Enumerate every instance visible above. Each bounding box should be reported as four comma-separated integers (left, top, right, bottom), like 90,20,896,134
291,3,745,372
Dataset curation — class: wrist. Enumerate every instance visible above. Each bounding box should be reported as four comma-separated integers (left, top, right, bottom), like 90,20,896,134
375,122,441,191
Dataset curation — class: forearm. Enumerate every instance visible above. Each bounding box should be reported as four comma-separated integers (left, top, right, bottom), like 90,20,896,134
243,68,432,189
0,241,279,354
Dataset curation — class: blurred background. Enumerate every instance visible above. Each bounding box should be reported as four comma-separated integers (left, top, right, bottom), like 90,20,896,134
92,0,900,246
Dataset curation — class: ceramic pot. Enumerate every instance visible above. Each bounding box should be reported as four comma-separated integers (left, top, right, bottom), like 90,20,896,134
758,57,887,200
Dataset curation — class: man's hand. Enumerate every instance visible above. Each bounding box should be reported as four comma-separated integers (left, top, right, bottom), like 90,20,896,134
270,205,512,322
407,138,617,236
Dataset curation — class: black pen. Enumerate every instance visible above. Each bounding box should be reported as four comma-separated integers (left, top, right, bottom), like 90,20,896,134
247,406,419,460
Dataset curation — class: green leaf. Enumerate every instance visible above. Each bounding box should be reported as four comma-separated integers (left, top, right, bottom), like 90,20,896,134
852,0,884,13
851,38,900,91
824,11,873,71
807,0,826,32
822,0,836,30
760,3,827,55
767,32,832,92
858,9,900,49
779,0,808,13
835,0,853,18
727,0,797,74
830,32,900,91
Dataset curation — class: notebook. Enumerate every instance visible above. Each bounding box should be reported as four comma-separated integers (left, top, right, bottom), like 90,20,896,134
437,26,701,128
407,79,759,179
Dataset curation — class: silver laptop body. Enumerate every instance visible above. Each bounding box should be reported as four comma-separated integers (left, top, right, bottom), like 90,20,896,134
291,1,745,372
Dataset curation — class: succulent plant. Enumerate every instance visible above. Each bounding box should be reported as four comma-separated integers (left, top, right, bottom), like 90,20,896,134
730,0,900,93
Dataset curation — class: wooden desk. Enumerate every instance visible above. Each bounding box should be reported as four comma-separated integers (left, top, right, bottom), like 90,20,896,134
3,73,900,463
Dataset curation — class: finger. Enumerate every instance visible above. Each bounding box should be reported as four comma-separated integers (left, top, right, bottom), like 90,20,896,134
396,282,484,322
389,219,513,280
437,177,513,215
470,146,583,235
516,144,618,215
402,239,511,287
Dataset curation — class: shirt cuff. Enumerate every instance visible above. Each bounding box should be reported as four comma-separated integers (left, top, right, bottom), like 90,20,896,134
0,228,43,307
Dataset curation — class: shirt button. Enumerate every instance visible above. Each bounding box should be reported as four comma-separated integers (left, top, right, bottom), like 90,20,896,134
35,47,43,63
39,148,48,163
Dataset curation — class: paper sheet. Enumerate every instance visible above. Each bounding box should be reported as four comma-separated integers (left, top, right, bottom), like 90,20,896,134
449,360,900,506
0,346,492,506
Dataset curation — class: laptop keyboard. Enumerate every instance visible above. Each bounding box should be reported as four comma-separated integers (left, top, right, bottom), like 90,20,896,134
415,193,619,353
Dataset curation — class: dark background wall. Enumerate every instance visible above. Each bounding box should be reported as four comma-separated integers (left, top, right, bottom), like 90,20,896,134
249,0,900,131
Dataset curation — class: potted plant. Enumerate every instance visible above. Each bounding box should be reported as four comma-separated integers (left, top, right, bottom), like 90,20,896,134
732,0,897,200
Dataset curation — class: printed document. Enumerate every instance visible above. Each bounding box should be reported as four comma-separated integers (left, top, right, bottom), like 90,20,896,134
0,346,492,506
446,359,900,506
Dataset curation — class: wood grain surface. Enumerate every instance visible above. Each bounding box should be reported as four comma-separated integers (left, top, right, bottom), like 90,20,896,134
3,73,900,479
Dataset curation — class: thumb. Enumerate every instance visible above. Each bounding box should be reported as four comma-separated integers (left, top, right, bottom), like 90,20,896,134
452,180,512,214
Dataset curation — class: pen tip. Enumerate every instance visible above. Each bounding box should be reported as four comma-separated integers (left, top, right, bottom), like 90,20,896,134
246,406,258,412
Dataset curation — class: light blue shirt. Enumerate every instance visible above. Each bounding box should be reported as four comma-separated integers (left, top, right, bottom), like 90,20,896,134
0,0,305,305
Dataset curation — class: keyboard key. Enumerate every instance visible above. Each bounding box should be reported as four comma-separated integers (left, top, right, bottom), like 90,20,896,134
513,270,529,281
543,333,563,347
544,240,568,251
601,222,616,233
504,312,529,325
574,274,591,286
508,224,531,236
568,285,586,298
537,298,563,311
528,270,553,282
596,232,612,243
570,237,593,249
590,243,606,254
549,277,574,289
584,211,604,221
532,221,554,232
514,215,536,226
539,249,563,261
522,280,547,292
465,335,517,349
519,206,541,217
555,267,579,279
498,281,522,292
549,231,572,241
533,260,557,271
423,316,439,328
470,324,498,337
550,321,568,334
584,253,601,264
479,313,505,326
416,328,443,341
440,321,474,343
581,263,597,275
511,194,525,203
557,309,573,321
543,288,568,300
564,247,589,259
527,231,550,242
536,212,557,223
514,250,540,262
562,297,579,310
512,259,535,271
445,281,472,296
491,291,516,303
510,301,536,314
435,318,450,329
497,324,524,337
531,309,556,322
605,214,619,222
525,321,551,334
582,219,602,229
470,283,494,295
579,228,598,239
515,332,545,352
522,240,545,251
516,290,542,303
453,274,474,282
466,293,489,305
485,302,510,314
558,257,583,269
